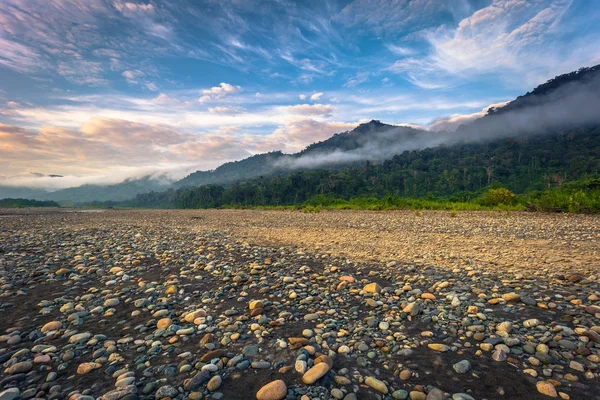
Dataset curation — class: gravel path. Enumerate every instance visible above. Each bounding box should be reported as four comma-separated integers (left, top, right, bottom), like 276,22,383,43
0,209,599,400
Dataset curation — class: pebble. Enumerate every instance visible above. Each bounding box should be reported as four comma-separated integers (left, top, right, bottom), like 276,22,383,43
365,376,388,394
1,209,598,400
256,380,287,400
536,381,558,397
302,363,330,384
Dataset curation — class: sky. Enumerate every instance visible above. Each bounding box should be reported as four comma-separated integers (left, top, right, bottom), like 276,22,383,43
1,0,599,188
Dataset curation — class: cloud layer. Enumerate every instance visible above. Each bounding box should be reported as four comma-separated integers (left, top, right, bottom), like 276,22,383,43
0,0,599,189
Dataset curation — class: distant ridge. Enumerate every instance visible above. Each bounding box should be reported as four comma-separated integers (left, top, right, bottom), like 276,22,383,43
2,63,600,203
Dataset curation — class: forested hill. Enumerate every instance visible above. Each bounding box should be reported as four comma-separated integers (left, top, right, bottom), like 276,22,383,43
174,151,289,188
114,125,599,209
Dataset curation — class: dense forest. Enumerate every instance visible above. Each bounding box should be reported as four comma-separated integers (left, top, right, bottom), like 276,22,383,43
0,198,60,208
95,125,599,212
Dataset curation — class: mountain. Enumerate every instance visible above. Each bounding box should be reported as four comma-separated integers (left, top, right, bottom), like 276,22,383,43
0,176,172,204
4,64,600,204
175,151,290,188
117,64,600,209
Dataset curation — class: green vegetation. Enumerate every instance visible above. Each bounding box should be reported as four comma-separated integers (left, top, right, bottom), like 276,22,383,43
90,177,600,213
0,198,60,208
92,125,599,213
523,178,600,213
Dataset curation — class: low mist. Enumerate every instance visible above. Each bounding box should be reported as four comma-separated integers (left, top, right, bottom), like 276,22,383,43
277,72,600,170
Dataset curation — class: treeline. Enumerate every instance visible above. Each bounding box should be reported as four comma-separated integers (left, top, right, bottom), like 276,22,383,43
0,198,60,208
92,127,600,213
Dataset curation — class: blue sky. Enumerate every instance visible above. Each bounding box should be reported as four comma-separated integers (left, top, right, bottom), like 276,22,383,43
1,0,599,188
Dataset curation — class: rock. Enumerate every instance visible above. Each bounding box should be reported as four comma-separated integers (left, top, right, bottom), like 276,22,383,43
428,343,450,352
184,370,210,390
157,318,172,329
496,321,513,333
5,361,32,374
207,375,222,391
0,388,20,400
502,292,521,302
165,285,177,295
77,362,102,375
392,390,409,399
426,388,445,400
365,376,388,394
41,321,62,333
523,319,540,328
249,300,264,310
155,385,178,399
492,349,507,362
302,363,330,384
452,394,475,400
536,381,558,397
104,298,120,307
69,332,92,343
102,386,137,400
453,360,471,373
363,282,382,294
256,380,287,400
200,349,227,362
403,302,421,316
586,305,600,315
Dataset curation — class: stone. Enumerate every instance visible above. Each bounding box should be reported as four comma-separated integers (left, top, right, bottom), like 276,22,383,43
41,321,62,333
428,343,450,352
365,376,388,394
5,361,33,374
155,385,178,399
536,381,558,397
165,285,177,295
102,386,137,400
453,360,471,373
77,362,102,375
104,298,120,307
403,302,421,316
523,319,540,328
496,321,513,333
302,363,330,384
207,375,222,391
157,318,173,329
184,370,210,390
256,380,287,400
363,282,382,294
426,388,445,400
0,388,20,400
69,332,92,343
502,292,521,302
249,300,264,310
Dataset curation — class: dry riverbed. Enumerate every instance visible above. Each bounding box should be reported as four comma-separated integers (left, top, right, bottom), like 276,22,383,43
0,209,599,400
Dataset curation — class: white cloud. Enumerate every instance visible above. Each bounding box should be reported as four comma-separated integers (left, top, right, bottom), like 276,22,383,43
299,94,307,100
208,106,244,114
114,1,155,15
198,82,242,103
281,104,333,116
428,101,510,131
310,92,324,101
386,0,599,88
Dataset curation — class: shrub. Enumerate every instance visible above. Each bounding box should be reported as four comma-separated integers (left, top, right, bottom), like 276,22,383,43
479,188,517,206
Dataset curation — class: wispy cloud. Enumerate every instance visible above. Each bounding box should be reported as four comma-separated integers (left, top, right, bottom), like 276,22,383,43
344,72,370,87
387,0,600,89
